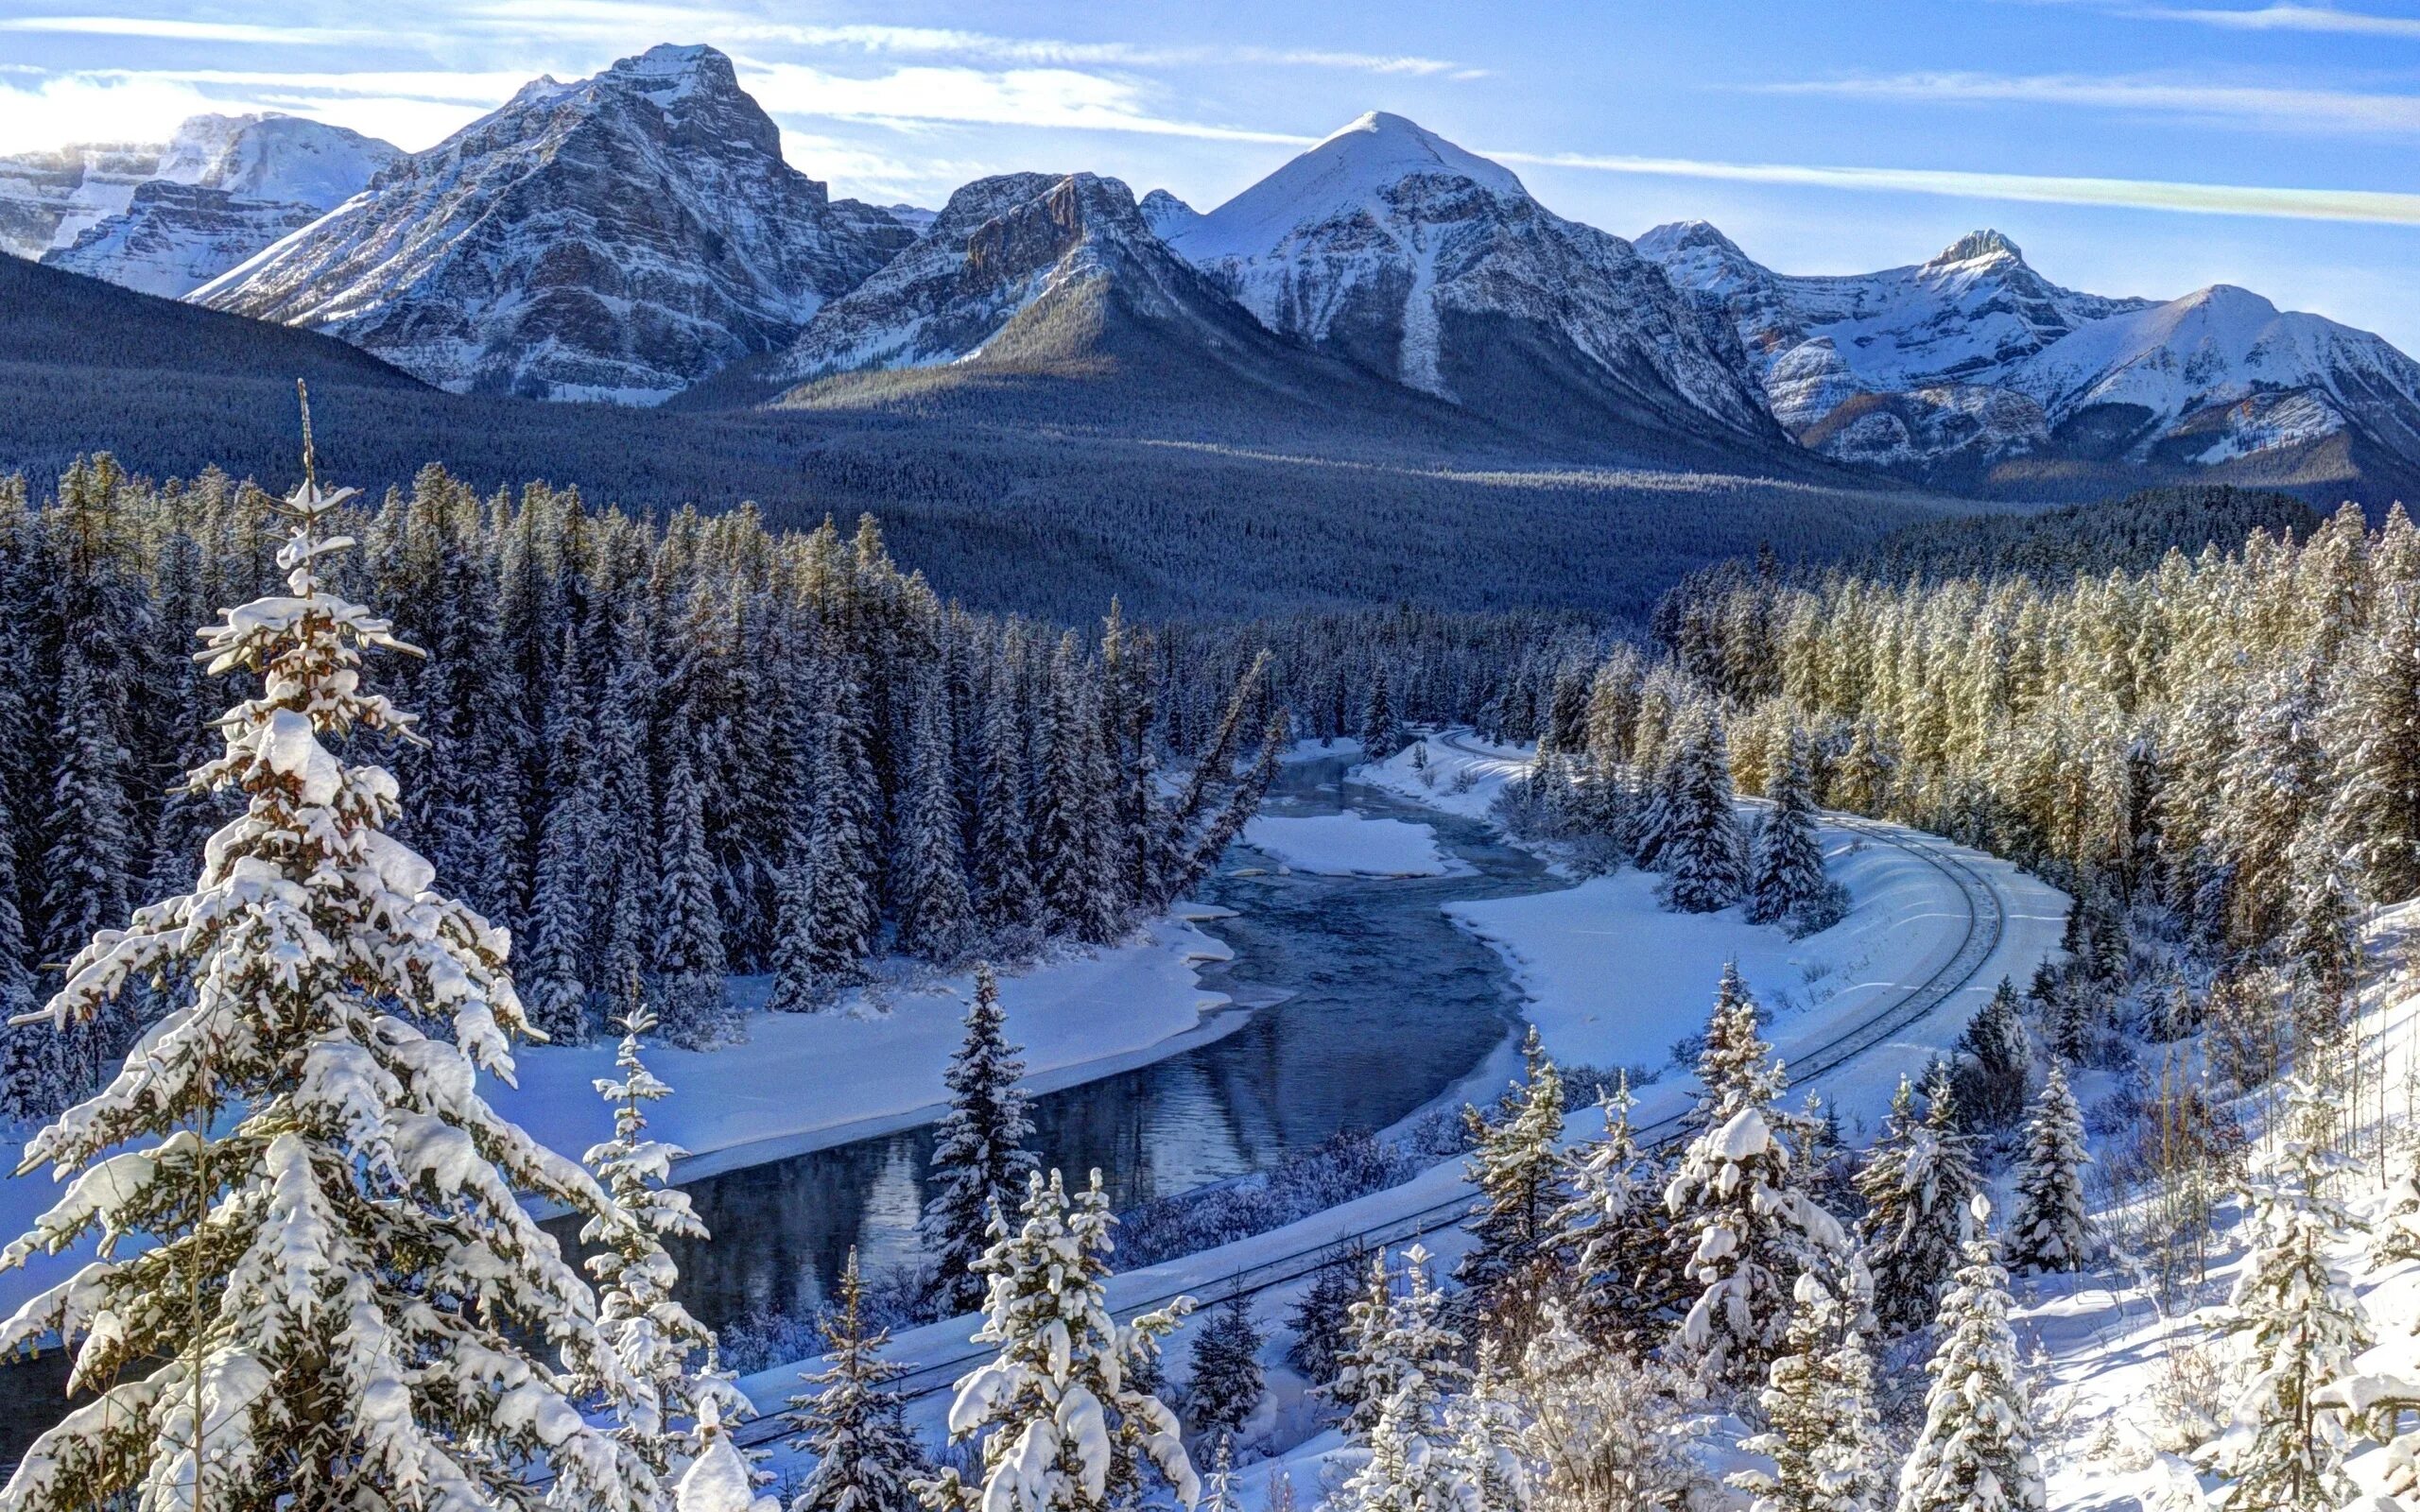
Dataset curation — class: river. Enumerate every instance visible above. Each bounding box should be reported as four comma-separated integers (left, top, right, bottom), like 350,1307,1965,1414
0,751,1556,1465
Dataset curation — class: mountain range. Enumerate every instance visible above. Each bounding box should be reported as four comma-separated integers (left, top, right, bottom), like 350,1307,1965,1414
4,42,2415,505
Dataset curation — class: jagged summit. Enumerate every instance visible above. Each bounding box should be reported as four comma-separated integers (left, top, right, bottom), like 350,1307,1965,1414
1929,229,2025,267
195,43,912,402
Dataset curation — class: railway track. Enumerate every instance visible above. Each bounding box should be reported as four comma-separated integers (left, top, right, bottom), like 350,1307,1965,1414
717,757,2011,1448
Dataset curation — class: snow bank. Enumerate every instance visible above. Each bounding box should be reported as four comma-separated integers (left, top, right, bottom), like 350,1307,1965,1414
1357,731,1526,820
1240,812,1453,878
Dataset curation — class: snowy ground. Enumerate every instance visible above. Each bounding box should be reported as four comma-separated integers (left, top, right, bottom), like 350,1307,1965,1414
0,910,1236,1322
1240,812,1456,878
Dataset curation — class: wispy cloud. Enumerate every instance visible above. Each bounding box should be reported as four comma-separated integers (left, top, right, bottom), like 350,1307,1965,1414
1496,148,2420,225
1759,71,2420,135
0,15,390,45
740,62,1319,146
2125,4,2420,39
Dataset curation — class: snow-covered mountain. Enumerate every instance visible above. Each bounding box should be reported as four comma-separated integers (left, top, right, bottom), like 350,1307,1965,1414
1638,220,2420,481
1159,112,1782,455
0,140,164,260
194,45,914,404
12,115,403,297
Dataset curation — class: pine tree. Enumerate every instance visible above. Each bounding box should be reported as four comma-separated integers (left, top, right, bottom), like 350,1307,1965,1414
1898,1198,2045,1512
1748,733,1828,928
678,1398,782,1512
583,990,746,1477
918,964,1041,1316
1505,1302,1703,1512
1730,1265,1889,1512
1288,1246,1367,1402
1329,1246,1469,1442
1034,635,1120,944
1444,1346,1530,1512
787,1248,926,1512
2006,1061,2092,1275
916,1169,1197,1512
1458,1026,1566,1322
1547,1074,1668,1348
1855,1068,1981,1335
896,676,974,963
1184,1293,1266,1442
2204,1082,2368,1512
0,458,656,1512
1953,977,2031,1133
1361,660,1405,761
973,663,1043,938
656,706,734,1045
593,591,659,1022
1656,711,1748,913
1665,966,1845,1391
525,626,601,1044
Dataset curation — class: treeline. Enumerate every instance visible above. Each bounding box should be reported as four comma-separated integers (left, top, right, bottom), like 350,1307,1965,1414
1651,500,2415,970
1828,483,2321,588
0,455,1277,1119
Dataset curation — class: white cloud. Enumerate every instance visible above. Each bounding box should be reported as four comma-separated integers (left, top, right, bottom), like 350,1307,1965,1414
741,61,1317,146
0,72,245,152
1498,147,2420,225
0,15,390,45
2128,4,2420,39
1763,70,2420,135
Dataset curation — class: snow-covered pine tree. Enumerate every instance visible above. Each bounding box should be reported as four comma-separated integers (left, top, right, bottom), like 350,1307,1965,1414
895,675,974,964
917,1169,1196,1512
973,662,1043,939
1362,661,1405,762
0,453,656,1512
1458,1026,1566,1323
918,963,1041,1316
2006,1061,2091,1275
1340,1388,1454,1512
656,704,735,1045
1546,1074,1667,1348
1898,1197,2045,1512
583,989,748,1477
1443,1344,1530,1512
1665,966,1846,1391
1729,1264,1889,1512
1183,1292,1266,1442
593,591,659,1021
1330,1246,1469,1442
1747,733,1827,928
1855,1067,1981,1335
2204,1081,2368,1512
1198,1435,1235,1512
1288,1246,1367,1402
771,654,881,1006
1953,977,2031,1133
1656,710,1748,914
677,1398,782,1512
1034,634,1121,945
1507,1300,1703,1512
786,1247,927,1512
525,625,602,1044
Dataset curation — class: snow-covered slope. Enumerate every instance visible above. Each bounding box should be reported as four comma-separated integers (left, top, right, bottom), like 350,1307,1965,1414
1161,112,1782,456
0,141,162,259
151,113,403,211
1639,219,2420,478
44,181,330,298
193,45,914,403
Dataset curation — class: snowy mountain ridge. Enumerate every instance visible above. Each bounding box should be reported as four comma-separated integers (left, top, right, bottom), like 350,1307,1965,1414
192,44,913,403
1637,218,2420,478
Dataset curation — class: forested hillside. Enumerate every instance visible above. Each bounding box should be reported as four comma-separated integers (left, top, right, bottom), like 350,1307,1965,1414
0,455,1280,1120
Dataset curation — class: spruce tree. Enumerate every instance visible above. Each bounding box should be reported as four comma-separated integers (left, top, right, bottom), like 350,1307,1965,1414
1953,977,2031,1133
918,964,1041,1316
0,460,656,1512
1730,1266,1889,1512
2205,1082,2368,1512
1665,966,1845,1391
656,707,734,1046
1361,661,1405,762
1288,1246,1367,1401
1329,1246,1468,1441
786,1248,926,1512
524,626,601,1044
973,664,1043,938
1748,733,1828,928
916,1170,1197,1512
583,991,746,1478
896,677,974,963
1898,1198,2045,1512
2006,1061,2092,1275
1657,712,1748,913
1855,1068,1981,1335
1034,635,1120,944
1183,1292,1267,1442
1458,1026,1566,1321
1546,1074,1669,1347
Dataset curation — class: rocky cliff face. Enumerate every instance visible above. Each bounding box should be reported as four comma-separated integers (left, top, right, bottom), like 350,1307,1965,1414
194,45,913,403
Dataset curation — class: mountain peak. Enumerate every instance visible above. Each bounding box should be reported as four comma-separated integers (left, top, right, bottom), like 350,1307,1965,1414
1929,229,2024,267
1303,111,1527,199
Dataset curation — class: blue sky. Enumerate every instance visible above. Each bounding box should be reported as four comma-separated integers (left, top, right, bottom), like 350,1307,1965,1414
3,0,2417,348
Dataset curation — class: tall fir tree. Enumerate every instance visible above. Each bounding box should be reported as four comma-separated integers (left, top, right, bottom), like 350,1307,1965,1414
1855,1068,1981,1335
582,991,748,1478
0,457,656,1512
1953,977,2031,1133
1458,1026,1567,1327
973,662,1043,937
655,705,734,1046
786,1248,927,1512
1897,1198,2045,1512
918,964,1041,1316
916,1170,1196,1512
1034,635,1121,944
1546,1074,1669,1349
1361,661,1405,761
524,626,602,1044
2006,1061,2092,1275
1329,1246,1468,1441
1747,733,1828,928
1183,1292,1267,1442
1729,1264,1889,1512
1655,710,1748,914
895,676,974,963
